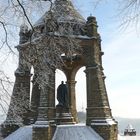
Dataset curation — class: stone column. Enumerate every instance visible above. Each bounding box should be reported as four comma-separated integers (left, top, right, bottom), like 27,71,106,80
32,84,50,140
1,47,31,137
85,65,112,122
33,70,56,140
84,16,118,140
30,69,56,124
85,65,117,140
67,80,78,123
47,70,56,121
30,77,40,123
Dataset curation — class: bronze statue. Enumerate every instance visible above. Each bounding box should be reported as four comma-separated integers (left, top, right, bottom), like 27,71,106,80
57,81,68,108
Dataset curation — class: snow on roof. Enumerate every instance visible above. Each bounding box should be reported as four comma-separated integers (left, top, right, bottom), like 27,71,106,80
52,124,104,140
34,0,86,27
4,126,32,140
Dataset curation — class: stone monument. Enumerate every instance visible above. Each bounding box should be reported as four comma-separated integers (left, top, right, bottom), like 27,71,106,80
1,0,118,139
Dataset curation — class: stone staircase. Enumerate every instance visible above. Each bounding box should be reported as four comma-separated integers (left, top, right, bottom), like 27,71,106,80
4,124,104,140
52,124,103,140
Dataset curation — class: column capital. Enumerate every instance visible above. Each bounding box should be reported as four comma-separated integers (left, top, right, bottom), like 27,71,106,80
66,80,77,85
85,65,99,71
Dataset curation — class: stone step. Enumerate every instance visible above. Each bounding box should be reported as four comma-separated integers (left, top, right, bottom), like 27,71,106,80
52,124,103,140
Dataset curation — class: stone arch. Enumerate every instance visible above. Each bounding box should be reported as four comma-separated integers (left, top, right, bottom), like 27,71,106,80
2,0,118,139
75,67,86,112
75,66,86,122
59,56,85,123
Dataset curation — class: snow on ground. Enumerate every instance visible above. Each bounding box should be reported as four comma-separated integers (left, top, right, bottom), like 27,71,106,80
5,124,140,140
118,135,140,140
4,124,103,140
52,124,103,140
4,126,32,140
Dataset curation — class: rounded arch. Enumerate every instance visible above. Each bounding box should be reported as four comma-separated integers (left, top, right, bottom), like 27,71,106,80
70,64,84,80
75,66,86,122
30,66,34,101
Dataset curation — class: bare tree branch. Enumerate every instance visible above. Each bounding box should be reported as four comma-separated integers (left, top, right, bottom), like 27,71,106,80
0,21,15,53
117,0,140,28
16,0,34,31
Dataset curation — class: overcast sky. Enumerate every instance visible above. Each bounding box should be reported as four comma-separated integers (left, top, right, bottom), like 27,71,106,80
1,0,140,119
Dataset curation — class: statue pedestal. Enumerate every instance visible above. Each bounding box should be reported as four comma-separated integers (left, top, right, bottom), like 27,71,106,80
32,121,56,140
55,106,75,125
32,124,50,140
90,119,118,140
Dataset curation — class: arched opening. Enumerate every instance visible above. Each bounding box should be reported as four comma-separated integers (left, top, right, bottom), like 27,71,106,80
75,66,86,123
30,66,34,102
55,69,67,106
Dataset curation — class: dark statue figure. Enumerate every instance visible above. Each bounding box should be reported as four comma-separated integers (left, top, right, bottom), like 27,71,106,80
57,81,69,108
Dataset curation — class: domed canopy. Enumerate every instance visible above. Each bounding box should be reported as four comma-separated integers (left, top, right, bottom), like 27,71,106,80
34,0,86,27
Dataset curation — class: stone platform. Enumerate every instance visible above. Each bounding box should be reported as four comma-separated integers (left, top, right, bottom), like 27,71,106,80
4,124,104,140
53,124,103,140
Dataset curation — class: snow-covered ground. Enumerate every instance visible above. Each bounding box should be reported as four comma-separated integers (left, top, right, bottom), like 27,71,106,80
118,135,140,140
4,124,103,140
4,124,140,140
4,126,32,140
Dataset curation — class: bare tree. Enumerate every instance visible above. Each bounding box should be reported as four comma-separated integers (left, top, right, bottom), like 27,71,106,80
0,0,139,137
0,0,52,114
116,0,140,29
0,0,83,131
0,71,13,114
94,0,140,28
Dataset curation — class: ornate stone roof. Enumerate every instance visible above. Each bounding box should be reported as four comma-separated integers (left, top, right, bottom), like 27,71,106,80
34,0,86,27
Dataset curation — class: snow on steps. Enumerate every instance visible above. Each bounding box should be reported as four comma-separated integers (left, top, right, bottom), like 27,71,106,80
4,124,103,140
4,126,32,140
52,124,104,140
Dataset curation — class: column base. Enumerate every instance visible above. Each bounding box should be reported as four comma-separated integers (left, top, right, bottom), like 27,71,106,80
55,106,76,125
70,108,79,123
90,119,118,140
33,120,56,140
33,124,49,140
